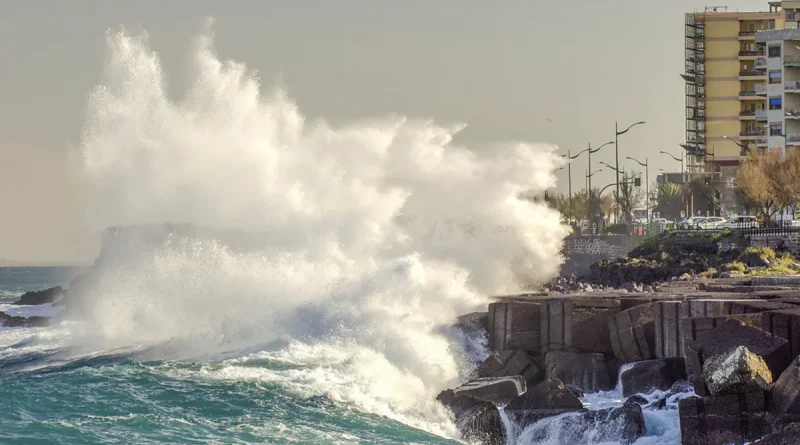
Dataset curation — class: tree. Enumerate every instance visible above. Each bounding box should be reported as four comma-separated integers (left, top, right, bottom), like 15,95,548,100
736,149,783,224
685,176,719,217
652,182,684,221
613,173,644,223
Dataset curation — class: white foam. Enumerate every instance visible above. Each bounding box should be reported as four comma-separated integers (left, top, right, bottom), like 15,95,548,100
62,24,568,441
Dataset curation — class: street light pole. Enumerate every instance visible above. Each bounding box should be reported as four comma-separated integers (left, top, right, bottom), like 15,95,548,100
616,121,646,223
627,156,649,221
587,140,615,194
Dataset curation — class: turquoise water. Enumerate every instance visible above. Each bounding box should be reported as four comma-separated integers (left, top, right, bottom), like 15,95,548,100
0,268,459,445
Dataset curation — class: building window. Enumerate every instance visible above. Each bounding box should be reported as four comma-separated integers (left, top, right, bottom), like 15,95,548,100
770,71,783,84
770,122,783,136
770,97,783,110
750,23,756,32
770,20,776,30
769,45,782,58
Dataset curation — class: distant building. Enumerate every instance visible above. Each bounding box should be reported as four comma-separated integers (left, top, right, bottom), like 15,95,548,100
682,4,785,213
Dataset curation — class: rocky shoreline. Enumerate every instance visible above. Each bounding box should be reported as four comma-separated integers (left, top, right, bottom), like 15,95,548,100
440,277,800,444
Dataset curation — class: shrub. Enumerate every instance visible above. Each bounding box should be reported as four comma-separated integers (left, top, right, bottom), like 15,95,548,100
738,246,777,264
722,262,747,272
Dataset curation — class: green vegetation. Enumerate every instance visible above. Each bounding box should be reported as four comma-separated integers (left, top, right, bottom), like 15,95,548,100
722,262,747,273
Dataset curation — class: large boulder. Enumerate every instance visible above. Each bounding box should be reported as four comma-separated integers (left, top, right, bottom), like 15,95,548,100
0,312,50,328
13,286,65,305
506,379,583,411
679,390,771,445
474,350,543,386
686,319,790,395
452,376,526,406
768,356,800,426
620,357,687,397
514,400,645,445
608,303,656,363
702,346,772,396
436,390,504,445
545,351,611,392
487,300,543,353
752,422,800,444
567,298,621,356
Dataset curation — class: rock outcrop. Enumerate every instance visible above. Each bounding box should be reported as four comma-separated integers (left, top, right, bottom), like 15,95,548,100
620,357,687,397
13,286,65,305
702,346,772,396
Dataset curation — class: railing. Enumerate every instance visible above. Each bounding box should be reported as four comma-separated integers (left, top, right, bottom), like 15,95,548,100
739,51,764,57
786,80,800,91
739,31,756,37
787,134,800,144
756,109,768,120
786,109,800,118
755,58,768,70
574,222,800,238
757,137,768,146
739,110,756,117
755,83,767,94
785,54,800,65
741,129,766,136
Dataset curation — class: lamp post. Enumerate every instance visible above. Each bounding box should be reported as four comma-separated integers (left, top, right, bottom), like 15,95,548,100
587,141,615,193
616,121,646,222
600,161,625,223
721,135,751,156
627,156,649,221
660,151,685,181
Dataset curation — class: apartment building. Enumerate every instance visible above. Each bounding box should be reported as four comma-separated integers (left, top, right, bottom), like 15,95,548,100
754,4,800,152
682,5,784,214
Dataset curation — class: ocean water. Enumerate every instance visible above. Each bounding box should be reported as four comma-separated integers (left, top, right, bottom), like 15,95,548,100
0,268,691,444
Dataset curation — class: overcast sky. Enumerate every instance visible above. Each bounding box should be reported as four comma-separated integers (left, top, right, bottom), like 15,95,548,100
0,0,772,263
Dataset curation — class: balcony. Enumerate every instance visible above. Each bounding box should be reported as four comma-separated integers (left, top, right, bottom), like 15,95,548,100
739,70,764,78
756,109,768,121
788,134,800,145
739,31,756,37
739,50,764,58
740,110,756,117
755,83,768,95
787,80,800,92
757,137,768,148
741,128,766,138
755,58,768,70
787,109,800,119
786,54,800,67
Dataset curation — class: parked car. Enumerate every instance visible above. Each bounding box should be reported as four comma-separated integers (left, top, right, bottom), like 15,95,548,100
682,217,704,225
716,216,760,229
697,217,725,229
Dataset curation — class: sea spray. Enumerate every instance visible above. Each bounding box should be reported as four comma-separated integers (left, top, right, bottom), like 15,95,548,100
70,26,569,439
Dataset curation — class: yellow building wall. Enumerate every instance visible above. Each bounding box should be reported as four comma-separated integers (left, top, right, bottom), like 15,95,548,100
707,140,746,158
706,41,740,58
704,19,739,38
707,80,740,97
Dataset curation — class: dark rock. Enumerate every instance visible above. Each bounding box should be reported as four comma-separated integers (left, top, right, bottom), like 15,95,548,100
679,390,771,445
487,300,542,353
545,351,611,392
0,312,50,328
752,422,800,444
452,376,525,406
540,299,571,353
456,312,488,335
512,403,645,445
620,357,687,397
625,395,649,406
506,379,583,411
768,356,800,426
686,319,790,396
436,390,504,445
702,346,772,396
680,314,766,375
13,286,65,305
761,309,800,357
474,350,543,385
670,379,692,394
565,384,584,399
648,397,668,410
608,303,656,363
569,298,620,356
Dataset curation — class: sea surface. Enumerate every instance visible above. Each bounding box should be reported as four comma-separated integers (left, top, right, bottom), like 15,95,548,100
0,267,691,445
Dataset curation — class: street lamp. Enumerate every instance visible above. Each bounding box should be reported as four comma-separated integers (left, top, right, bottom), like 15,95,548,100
585,168,604,192
586,141,614,193
660,151,685,181
616,121,646,221
599,161,623,174
721,135,751,156
627,156,649,221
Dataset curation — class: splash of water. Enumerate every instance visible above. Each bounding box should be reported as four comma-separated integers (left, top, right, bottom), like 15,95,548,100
73,27,568,437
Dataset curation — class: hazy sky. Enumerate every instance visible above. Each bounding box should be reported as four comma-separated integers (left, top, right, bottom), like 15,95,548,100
0,0,772,262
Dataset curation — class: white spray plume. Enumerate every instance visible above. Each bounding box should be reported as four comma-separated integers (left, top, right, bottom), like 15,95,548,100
76,27,568,436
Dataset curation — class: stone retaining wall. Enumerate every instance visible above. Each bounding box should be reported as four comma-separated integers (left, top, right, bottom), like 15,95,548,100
562,235,646,276
750,232,800,256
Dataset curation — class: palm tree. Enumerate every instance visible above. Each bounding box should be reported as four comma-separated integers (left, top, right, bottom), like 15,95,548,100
652,182,684,221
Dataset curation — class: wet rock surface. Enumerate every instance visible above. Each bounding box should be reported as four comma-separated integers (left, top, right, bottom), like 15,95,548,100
620,357,687,397
13,286,65,305
702,346,772,396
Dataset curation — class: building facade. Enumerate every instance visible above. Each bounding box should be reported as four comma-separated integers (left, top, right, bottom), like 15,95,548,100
683,5,785,215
